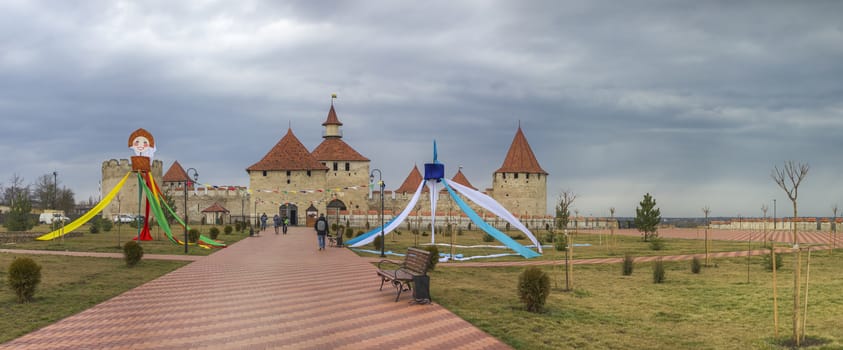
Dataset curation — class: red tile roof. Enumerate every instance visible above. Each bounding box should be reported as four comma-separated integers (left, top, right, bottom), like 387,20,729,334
495,126,547,174
311,138,370,161
246,128,329,172
395,165,423,194
322,104,342,126
162,161,190,183
451,168,477,190
201,202,229,213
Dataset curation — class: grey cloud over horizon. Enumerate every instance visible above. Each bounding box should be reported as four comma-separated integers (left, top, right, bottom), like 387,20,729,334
2,1,842,218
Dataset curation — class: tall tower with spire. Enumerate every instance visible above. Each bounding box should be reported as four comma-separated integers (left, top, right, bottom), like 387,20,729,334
310,96,370,214
491,125,548,217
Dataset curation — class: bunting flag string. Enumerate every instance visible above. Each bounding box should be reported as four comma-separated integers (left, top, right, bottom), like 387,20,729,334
183,183,369,196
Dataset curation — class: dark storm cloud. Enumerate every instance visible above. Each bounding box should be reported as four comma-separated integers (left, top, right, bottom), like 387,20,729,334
1,1,842,217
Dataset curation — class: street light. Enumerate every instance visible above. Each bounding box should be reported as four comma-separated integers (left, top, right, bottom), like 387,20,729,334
370,169,385,257
52,171,58,209
183,168,199,253
240,190,248,229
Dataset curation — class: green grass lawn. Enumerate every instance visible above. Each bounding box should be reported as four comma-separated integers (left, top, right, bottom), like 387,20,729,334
430,250,843,349
354,229,786,262
0,253,188,343
3,223,250,256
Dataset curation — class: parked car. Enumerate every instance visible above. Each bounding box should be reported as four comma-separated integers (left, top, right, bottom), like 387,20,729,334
113,214,138,223
39,213,70,224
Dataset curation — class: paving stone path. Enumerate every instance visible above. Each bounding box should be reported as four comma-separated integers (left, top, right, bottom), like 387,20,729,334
0,227,511,349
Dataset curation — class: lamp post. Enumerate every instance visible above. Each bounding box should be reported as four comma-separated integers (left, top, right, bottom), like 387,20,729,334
183,168,199,253
52,171,58,210
773,199,777,230
370,169,385,257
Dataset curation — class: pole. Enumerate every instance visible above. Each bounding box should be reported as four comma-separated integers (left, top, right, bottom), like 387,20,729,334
773,199,777,230
371,169,385,257
380,180,385,257
52,171,58,210
183,178,189,253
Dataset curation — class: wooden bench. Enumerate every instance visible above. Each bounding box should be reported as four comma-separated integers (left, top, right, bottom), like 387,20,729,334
376,247,432,302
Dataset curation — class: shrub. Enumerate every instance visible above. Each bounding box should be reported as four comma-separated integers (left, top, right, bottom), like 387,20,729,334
691,256,702,274
123,241,144,267
482,233,494,242
653,258,666,283
554,234,568,252
424,245,440,271
622,254,634,276
509,233,526,240
188,229,200,243
89,221,100,234
209,227,220,239
8,257,42,303
543,233,555,244
649,237,665,250
457,228,463,236
421,232,429,237
763,250,783,271
101,219,113,232
345,227,353,238
373,235,384,251
331,223,339,233
355,231,364,237
224,225,233,235
518,266,550,313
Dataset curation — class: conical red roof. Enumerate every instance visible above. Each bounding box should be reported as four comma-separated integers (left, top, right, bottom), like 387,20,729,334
201,202,229,213
395,165,424,194
322,104,343,126
451,168,477,190
162,160,190,182
246,128,329,172
495,126,547,174
312,138,369,161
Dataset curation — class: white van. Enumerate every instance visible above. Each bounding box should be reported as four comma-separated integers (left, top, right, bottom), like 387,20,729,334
39,213,70,224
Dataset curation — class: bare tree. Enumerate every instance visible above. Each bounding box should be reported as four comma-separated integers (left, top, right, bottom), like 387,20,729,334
771,161,809,346
761,204,769,245
702,206,711,266
609,207,616,252
2,174,28,206
832,204,838,252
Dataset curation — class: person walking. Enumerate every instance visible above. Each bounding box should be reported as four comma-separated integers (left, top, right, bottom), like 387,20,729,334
260,213,268,232
314,214,328,250
282,217,289,234
273,214,281,234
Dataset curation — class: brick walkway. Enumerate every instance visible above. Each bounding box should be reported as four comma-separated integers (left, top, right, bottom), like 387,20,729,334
1,227,511,350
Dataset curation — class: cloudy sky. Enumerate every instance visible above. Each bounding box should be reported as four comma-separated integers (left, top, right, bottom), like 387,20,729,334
1,1,842,218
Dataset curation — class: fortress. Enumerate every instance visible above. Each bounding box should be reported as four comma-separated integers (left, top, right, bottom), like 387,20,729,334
102,99,552,230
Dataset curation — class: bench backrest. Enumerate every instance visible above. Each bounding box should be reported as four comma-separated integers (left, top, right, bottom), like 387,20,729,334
404,247,432,276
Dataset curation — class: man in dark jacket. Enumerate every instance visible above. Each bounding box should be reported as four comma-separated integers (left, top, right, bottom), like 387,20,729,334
314,214,328,250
